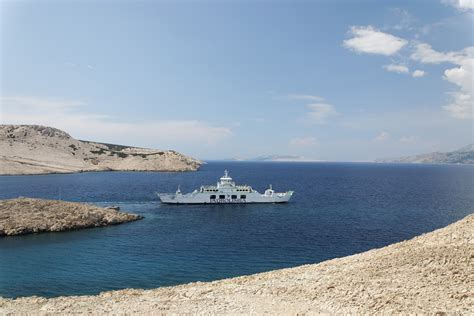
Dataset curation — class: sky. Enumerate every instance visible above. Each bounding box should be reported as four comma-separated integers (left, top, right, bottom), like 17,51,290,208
0,0,473,161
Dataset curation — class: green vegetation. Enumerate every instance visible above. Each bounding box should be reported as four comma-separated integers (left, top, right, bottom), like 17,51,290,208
90,148,108,155
80,140,131,151
114,152,129,158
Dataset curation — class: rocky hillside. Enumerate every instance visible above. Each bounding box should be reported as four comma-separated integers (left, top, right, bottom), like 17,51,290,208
1,213,472,313
0,125,201,175
0,197,142,236
376,144,474,164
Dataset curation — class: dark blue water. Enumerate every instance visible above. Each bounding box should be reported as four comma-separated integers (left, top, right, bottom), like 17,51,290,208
0,162,473,298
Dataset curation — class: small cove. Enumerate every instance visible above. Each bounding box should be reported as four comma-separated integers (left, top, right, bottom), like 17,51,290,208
1,161,473,298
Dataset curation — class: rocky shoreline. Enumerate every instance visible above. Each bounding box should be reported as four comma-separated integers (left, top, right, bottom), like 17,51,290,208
0,213,472,314
0,198,142,236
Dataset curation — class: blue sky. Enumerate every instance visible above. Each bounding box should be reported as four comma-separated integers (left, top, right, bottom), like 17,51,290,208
1,0,472,160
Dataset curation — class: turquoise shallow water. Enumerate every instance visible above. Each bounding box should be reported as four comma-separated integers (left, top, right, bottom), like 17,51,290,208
0,162,473,298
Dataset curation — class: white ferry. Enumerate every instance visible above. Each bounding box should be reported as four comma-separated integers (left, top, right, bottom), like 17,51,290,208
157,170,294,204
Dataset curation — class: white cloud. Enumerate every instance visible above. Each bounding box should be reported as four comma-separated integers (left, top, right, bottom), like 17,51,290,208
410,43,467,64
443,0,474,11
443,49,473,119
343,26,408,56
307,103,338,123
289,95,338,124
374,131,390,142
411,43,473,119
443,61,472,118
442,92,472,119
443,55,473,92
289,137,318,147
412,70,426,77
383,64,409,74
288,94,324,101
0,97,232,147
343,25,471,120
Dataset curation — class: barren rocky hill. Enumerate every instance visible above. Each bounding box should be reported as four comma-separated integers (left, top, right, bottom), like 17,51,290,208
1,213,472,314
0,197,142,236
0,125,201,175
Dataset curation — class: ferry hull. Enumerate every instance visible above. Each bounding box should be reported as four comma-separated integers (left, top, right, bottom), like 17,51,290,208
157,191,294,204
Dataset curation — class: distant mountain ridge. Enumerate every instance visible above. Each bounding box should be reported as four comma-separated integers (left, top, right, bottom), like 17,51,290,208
250,155,321,162
219,155,307,162
376,144,474,164
220,155,323,162
0,125,201,175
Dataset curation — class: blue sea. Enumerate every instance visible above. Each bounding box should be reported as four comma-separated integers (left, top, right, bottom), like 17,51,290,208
0,162,473,298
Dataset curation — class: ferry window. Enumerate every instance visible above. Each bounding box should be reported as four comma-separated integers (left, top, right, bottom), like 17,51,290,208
210,195,216,199
240,195,246,199
219,195,225,199
231,195,237,199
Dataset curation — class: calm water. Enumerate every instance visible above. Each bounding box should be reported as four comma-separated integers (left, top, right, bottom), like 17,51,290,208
0,162,473,298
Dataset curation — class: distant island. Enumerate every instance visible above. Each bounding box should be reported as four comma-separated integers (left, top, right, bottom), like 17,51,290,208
0,125,202,175
251,155,322,162
376,144,474,164
225,155,322,162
